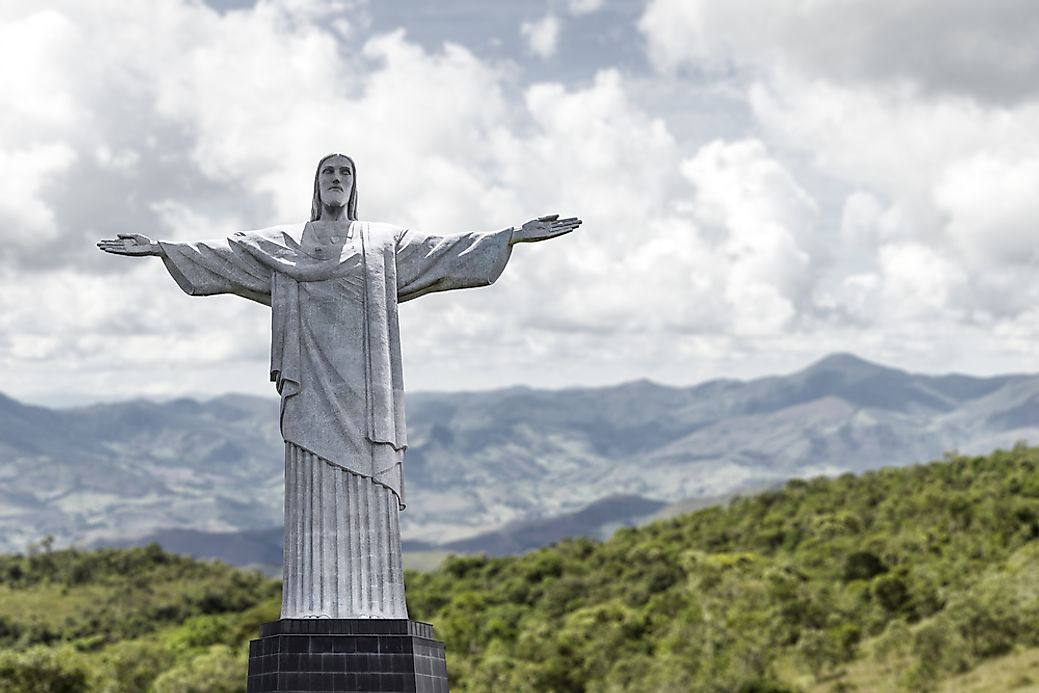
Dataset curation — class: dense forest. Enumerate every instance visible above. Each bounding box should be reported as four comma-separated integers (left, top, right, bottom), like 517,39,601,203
2,446,1039,691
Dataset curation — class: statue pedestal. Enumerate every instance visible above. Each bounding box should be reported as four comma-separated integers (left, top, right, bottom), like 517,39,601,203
247,619,449,693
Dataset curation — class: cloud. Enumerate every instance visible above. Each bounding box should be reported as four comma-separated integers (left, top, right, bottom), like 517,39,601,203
638,0,1039,347
567,0,603,16
680,139,821,335
520,14,560,59
5,0,1039,405
639,0,1039,104
4,1,737,400
933,154,1039,270
0,144,76,244
747,72,1039,319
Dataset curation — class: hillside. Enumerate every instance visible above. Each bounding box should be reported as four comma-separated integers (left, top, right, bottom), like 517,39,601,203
1,445,1038,691
3,353,1039,562
404,444,1039,691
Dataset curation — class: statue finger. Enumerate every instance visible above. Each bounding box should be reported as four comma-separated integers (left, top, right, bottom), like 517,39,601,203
537,214,559,222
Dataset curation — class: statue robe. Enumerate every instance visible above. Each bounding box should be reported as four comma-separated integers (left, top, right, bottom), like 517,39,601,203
158,221,513,617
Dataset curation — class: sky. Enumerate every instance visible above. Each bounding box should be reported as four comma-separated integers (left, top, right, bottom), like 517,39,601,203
2,0,1039,405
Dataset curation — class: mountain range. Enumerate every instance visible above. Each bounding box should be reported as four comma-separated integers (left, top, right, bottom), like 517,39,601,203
2,353,1037,564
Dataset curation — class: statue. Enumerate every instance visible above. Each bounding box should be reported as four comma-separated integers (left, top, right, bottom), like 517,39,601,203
98,154,581,620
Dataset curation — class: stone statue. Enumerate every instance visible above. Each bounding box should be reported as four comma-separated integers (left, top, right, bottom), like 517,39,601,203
98,154,581,620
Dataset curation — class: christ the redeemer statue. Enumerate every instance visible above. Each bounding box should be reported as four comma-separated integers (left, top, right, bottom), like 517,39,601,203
98,154,580,619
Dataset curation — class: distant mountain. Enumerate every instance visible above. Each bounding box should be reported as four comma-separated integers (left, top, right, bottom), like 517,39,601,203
425,494,667,556
2,353,1038,557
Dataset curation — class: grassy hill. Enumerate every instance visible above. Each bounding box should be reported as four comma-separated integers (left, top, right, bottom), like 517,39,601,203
2,445,1038,691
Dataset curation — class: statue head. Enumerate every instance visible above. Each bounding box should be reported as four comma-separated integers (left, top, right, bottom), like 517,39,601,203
311,153,358,221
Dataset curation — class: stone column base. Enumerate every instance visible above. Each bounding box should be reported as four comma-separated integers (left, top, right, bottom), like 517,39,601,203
247,619,448,693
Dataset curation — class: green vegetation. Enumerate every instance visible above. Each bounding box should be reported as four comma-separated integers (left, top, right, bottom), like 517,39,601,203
2,445,1039,691
0,544,279,692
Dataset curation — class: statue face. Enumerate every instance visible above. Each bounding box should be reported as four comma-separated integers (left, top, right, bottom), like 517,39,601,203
318,155,354,210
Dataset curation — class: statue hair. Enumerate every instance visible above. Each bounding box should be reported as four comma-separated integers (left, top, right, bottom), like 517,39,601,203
311,153,358,222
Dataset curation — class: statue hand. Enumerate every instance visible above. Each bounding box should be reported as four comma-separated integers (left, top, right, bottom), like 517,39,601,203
97,233,161,257
510,214,582,245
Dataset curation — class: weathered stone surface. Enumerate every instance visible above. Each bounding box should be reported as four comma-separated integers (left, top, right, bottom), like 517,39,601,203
98,152,578,629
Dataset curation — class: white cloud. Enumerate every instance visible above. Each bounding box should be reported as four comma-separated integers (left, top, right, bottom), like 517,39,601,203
5,0,1039,405
520,14,560,59
639,0,1039,104
0,144,76,244
747,73,1039,320
681,139,820,335
637,0,1039,355
567,0,603,16
933,154,1039,270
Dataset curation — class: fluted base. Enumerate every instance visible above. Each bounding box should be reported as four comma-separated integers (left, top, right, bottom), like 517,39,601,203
282,443,407,619
247,619,449,693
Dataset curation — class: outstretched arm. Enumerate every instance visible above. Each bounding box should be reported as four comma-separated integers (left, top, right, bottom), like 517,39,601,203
395,213,582,302
97,232,272,305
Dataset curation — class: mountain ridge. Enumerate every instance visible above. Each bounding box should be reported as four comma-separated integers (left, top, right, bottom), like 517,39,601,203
2,353,1037,556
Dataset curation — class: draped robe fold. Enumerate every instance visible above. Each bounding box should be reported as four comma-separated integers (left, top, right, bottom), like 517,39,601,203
158,221,513,617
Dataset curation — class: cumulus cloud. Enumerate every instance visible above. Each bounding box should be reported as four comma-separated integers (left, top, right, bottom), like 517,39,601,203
748,73,1039,320
520,14,560,59
0,1,721,400
679,140,818,334
639,0,1039,104
637,0,1039,363
567,0,603,16
4,0,1039,404
0,144,76,244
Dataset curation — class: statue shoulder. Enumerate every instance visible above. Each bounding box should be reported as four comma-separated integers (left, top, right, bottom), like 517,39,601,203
359,221,408,244
232,223,306,245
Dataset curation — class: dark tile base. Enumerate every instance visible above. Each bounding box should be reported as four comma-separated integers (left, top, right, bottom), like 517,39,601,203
247,619,449,692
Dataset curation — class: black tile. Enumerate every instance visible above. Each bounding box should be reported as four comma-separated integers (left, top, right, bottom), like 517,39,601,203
400,672,418,693
299,653,321,672
380,654,402,674
310,636,333,653
357,673,379,691
313,672,333,690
